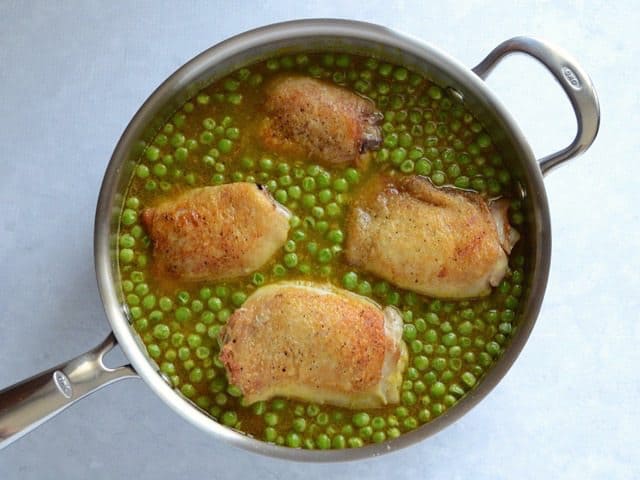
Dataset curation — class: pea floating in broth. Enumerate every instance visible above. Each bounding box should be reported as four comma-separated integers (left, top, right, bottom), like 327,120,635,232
118,52,529,449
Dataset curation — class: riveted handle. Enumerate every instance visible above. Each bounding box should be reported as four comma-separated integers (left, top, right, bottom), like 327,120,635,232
0,334,137,449
473,36,600,175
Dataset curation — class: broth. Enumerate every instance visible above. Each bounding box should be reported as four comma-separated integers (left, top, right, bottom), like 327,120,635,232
118,52,528,449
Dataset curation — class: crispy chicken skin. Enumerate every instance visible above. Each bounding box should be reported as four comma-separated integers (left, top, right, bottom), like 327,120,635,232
259,76,382,165
345,175,519,299
140,183,290,282
219,282,408,408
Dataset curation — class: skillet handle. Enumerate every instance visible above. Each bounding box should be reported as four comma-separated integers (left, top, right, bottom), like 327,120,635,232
472,36,600,175
0,333,136,449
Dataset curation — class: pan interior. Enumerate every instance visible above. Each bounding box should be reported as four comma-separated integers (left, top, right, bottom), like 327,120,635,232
95,20,550,462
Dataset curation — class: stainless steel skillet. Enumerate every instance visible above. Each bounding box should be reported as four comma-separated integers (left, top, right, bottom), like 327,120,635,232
0,19,599,461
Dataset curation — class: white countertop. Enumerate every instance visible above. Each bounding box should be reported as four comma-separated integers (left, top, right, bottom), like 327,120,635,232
1,1,638,479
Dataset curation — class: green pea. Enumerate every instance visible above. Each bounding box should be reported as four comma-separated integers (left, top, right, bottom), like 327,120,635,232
207,297,222,312
316,412,329,426
264,412,279,426
352,412,370,427
372,431,386,443
145,145,160,161
317,189,332,204
402,391,417,406
217,138,232,154
348,437,364,448
357,281,372,296
209,377,227,393
284,253,298,268
432,171,446,185
344,168,359,184
311,206,325,219
226,385,242,397
152,323,170,340
231,291,247,307
332,435,346,449
134,317,147,330
121,209,137,226
326,202,341,217
415,159,432,175
302,176,316,191
207,324,221,339
252,272,265,286
486,341,501,356
414,355,429,371
292,417,307,433
170,132,185,147
127,226,142,241
431,382,446,397
398,132,413,148
225,127,240,140
393,67,408,81
211,173,224,185
387,427,400,439
477,133,492,148
195,346,210,360
264,427,277,442
311,170,328,187
428,85,442,100
191,300,203,314
218,308,231,323
174,306,191,323
442,332,458,346
287,185,302,200
158,297,172,312
286,432,301,448
136,164,150,179
316,434,331,450
119,248,134,263
188,366,205,383
153,163,168,177
367,417,384,431
400,159,415,173
317,248,332,264
390,147,407,165
259,157,273,171
178,346,190,361
147,344,161,358
180,383,195,398
187,333,202,349
403,324,417,341
461,372,477,388
272,264,286,276
222,411,238,427
333,178,348,192
342,272,358,290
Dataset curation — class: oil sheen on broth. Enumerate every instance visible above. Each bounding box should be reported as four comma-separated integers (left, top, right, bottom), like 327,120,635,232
118,52,528,450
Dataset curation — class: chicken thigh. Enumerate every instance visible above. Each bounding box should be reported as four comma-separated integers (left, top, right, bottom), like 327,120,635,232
259,76,382,165
345,175,519,299
219,282,408,408
140,183,290,282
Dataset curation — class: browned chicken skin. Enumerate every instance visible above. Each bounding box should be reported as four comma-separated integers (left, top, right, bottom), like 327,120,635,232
140,183,290,282
259,76,382,165
345,175,519,299
219,282,408,408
